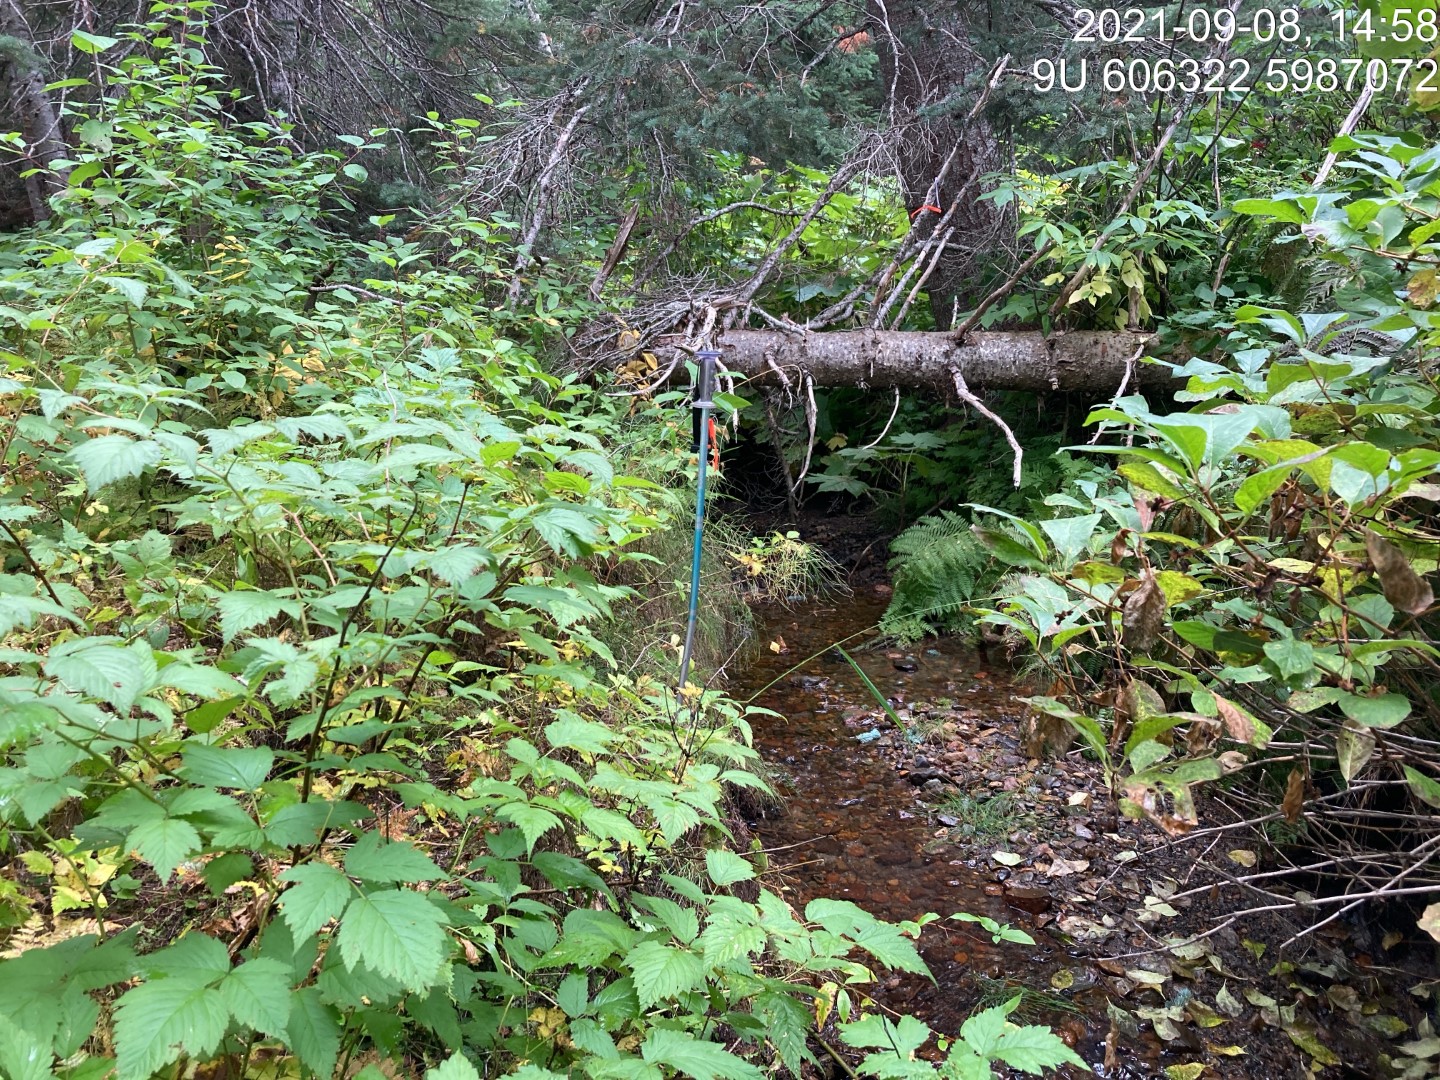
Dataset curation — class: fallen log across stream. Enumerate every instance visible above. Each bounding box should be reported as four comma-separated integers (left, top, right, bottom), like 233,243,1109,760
653,328,1170,395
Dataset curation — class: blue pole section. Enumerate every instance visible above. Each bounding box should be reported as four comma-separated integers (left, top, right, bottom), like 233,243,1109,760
678,349,719,694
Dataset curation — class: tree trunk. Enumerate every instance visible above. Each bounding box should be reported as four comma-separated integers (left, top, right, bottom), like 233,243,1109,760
657,329,1164,394
1,0,68,220
869,0,1007,327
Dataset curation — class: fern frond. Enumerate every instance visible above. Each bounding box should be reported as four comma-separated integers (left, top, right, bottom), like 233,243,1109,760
881,514,999,644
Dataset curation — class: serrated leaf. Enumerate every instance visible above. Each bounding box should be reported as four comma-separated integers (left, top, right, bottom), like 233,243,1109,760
69,435,162,492
427,1054,483,1080
343,831,442,883
180,743,274,790
696,909,768,965
216,590,298,643
218,958,291,1038
279,863,354,942
850,920,927,974
705,849,755,887
113,976,229,1080
545,713,617,753
128,816,201,882
44,641,156,713
994,1023,1090,1072
497,801,563,852
287,987,341,1078
338,890,449,993
0,1011,50,1080
625,941,705,1007
641,1027,764,1080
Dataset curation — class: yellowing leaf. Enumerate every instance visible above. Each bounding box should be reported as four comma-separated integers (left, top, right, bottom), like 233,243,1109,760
1418,903,1440,943
1226,849,1257,868
1205,1044,1247,1056
991,851,1023,867
1163,1064,1205,1080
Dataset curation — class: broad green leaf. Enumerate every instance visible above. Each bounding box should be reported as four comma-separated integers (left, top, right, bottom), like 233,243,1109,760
1232,197,1306,224
641,1027,764,1080
44,642,156,713
705,849,755,887
1234,465,1293,515
625,941,705,1007
70,30,118,53
279,863,354,941
545,713,618,753
993,1023,1090,1073
218,958,291,1038
180,744,273,791
1263,638,1315,680
0,1011,50,1080
69,436,162,492
1338,692,1411,728
144,933,230,981
113,976,229,1080
427,1054,483,1080
343,831,443,883
128,817,201,882
1039,515,1100,565
1404,766,1440,808
841,1014,930,1057
695,908,767,965
287,988,341,1079
338,890,449,993
216,590,299,643
497,801,563,852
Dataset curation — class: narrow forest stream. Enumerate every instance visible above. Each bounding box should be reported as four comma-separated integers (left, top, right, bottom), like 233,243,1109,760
736,593,1157,1078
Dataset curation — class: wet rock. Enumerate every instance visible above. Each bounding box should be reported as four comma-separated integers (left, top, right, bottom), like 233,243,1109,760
1003,885,1053,914
908,768,950,786
936,814,959,827
919,778,948,800
788,674,827,689
1072,823,1096,841
893,656,919,672
876,851,913,867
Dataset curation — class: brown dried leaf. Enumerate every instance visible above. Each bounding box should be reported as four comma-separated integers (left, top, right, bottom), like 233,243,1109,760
1281,767,1306,824
1365,529,1434,615
1122,571,1166,652
1214,694,1255,744
1110,528,1131,565
1184,717,1221,757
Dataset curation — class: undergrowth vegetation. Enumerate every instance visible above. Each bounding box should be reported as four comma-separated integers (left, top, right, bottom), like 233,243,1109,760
0,13,1085,1080
955,134,1440,964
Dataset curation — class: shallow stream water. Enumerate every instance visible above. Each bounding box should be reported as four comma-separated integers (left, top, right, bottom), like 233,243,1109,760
735,594,1145,1076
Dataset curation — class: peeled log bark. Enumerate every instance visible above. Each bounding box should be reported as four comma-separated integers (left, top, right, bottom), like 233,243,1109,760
659,330,1165,395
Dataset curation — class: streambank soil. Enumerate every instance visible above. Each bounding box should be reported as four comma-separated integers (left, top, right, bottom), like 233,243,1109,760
738,590,1435,1080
